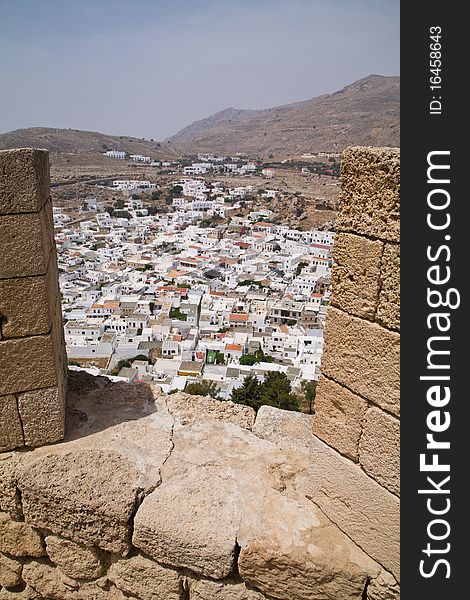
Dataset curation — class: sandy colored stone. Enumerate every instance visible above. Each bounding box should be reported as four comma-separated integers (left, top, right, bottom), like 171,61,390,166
187,577,266,599
367,569,400,600
337,146,400,242
0,210,52,279
359,407,400,496
108,554,183,600
322,307,400,416
0,453,23,518
0,395,24,452
377,242,400,331
253,407,400,580
0,552,23,588
22,559,128,600
0,512,44,557
0,263,60,339
331,232,383,320
0,149,50,215
0,585,40,600
17,387,65,447
164,391,255,430
313,377,368,461
133,469,240,579
45,535,104,580
0,335,58,396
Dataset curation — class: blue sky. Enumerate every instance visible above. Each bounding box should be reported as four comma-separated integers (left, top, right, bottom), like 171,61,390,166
0,0,399,139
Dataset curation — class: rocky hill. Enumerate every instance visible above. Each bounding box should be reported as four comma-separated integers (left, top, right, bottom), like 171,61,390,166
0,127,177,159
167,74,399,156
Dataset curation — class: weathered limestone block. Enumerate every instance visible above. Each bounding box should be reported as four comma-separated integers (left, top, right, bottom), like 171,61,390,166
45,535,104,580
0,396,23,452
367,569,400,600
0,209,52,279
0,149,50,215
108,554,183,600
18,450,143,555
336,146,400,243
0,512,44,557
359,407,400,496
186,577,267,599
0,267,59,339
22,559,128,600
312,376,368,461
321,307,400,416
330,232,383,320
377,242,400,331
0,585,40,600
238,487,380,600
0,453,23,518
164,391,255,430
133,469,240,579
0,335,58,396
253,407,400,580
17,387,65,447
0,552,23,588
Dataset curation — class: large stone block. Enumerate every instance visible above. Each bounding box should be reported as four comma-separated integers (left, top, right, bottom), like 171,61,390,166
337,146,400,243
18,386,65,447
0,512,45,557
186,577,267,600
0,395,24,451
377,242,400,331
331,232,383,320
0,552,23,588
322,307,400,416
0,334,58,396
0,149,50,215
253,407,400,580
359,407,400,496
0,206,53,279
0,453,24,518
313,376,368,461
0,272,55,339
108,554,183,600
45,535,104,580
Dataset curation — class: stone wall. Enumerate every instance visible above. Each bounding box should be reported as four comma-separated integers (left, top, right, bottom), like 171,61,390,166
312,146,400,576
0,149,67,451
0,371,398,600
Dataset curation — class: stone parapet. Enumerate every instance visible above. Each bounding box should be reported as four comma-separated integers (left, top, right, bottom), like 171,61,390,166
0,149,67,452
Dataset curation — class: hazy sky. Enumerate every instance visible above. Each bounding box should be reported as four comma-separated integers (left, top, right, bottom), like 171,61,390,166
0,0,399,139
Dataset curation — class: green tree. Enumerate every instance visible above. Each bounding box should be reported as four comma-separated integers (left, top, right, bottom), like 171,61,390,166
185,380,220,399
231,375,262,410
169,184,183,197
170,307,187,321
298,380,317,414
111,358,131,375
259,372,299,411
114,198,125,209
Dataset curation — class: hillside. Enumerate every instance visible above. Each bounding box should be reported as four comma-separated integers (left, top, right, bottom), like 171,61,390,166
167,74,399,156
0,127,177,159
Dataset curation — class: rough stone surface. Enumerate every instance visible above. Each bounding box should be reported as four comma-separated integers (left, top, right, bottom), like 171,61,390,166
359,407,400,496
0,585,40,600
0,512,45,557
17,387,65,448
0,149,50,215
336,146,400,243
0,211,51,279
45,535,104,580
164,391,255,430
321,307,400,416
331,232,383,320
0,453,23,518
187,577,267,600
0,335,58,396
377,242,400,331
253,407,400,580
366,569,400,600
0,272,55,339
0,552,23,588
0,396,24,452
22,560,128,600
108,554,183,600
312,377,368,461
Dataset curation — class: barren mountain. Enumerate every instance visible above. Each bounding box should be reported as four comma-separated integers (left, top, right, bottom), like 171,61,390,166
167,75,399,156
0,127,176,159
